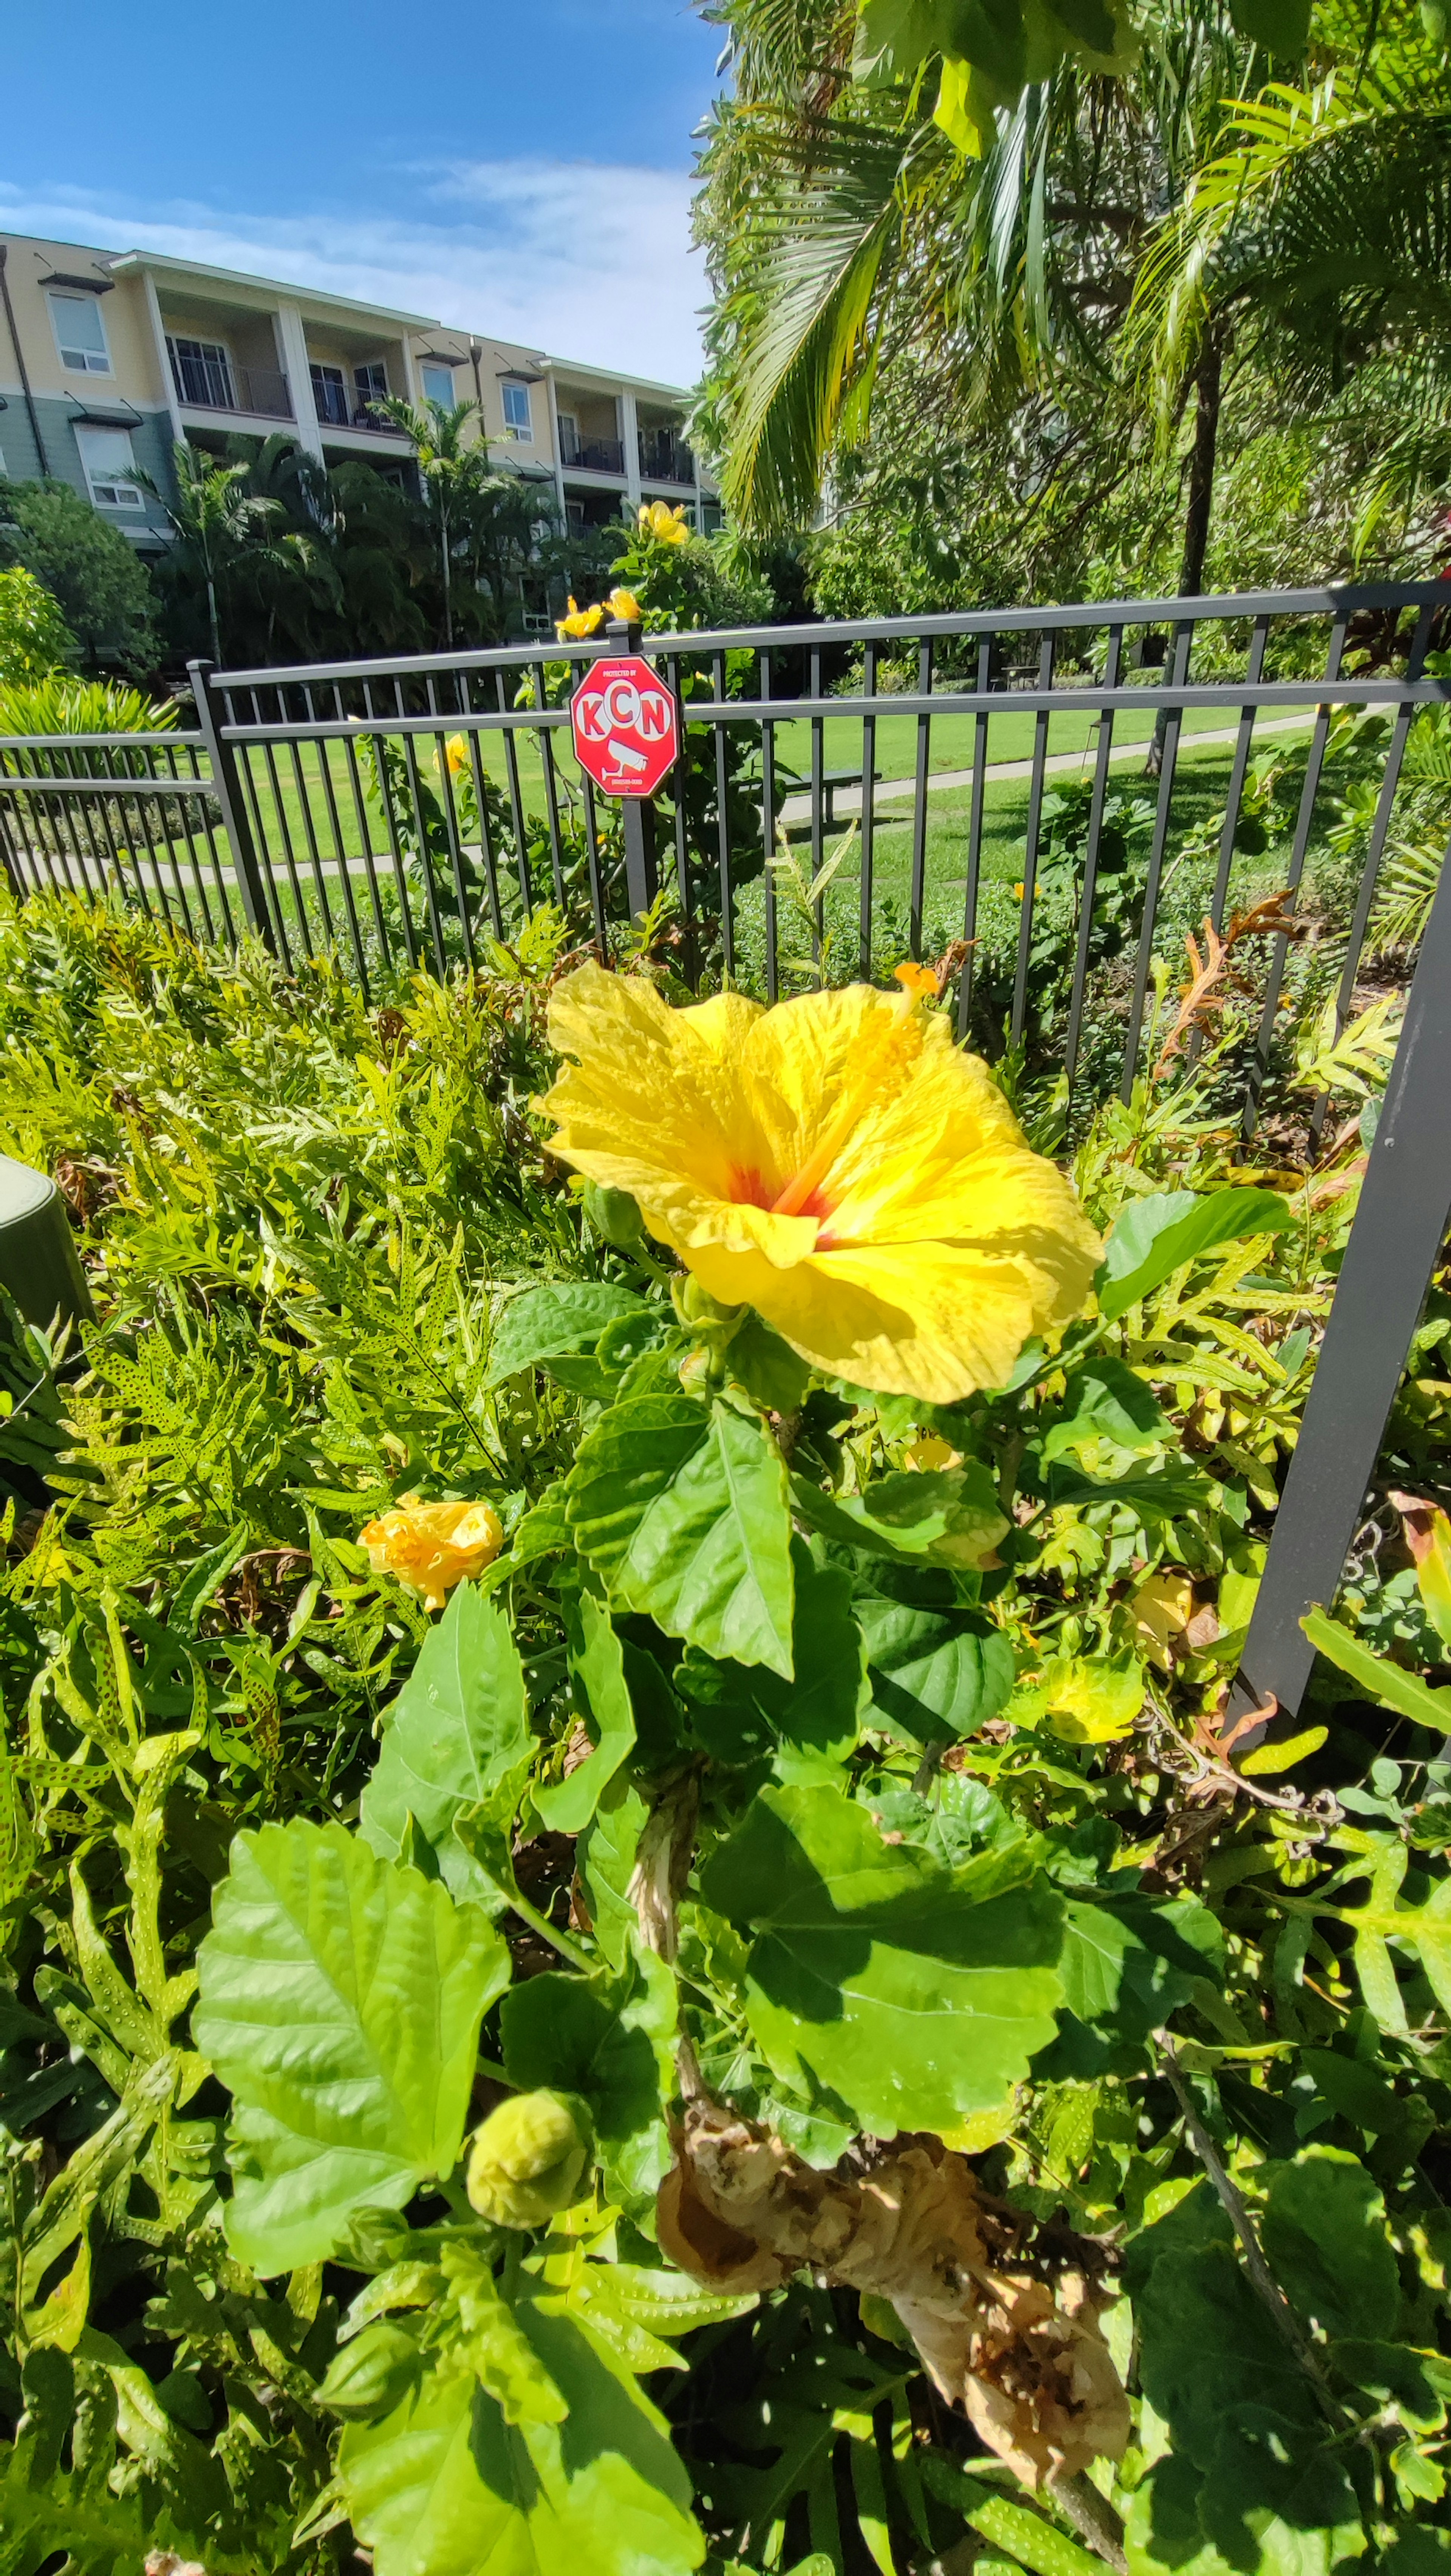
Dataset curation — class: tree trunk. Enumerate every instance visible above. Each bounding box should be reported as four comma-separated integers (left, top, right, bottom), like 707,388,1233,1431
1147,330,1225,777
1177,330,1224,601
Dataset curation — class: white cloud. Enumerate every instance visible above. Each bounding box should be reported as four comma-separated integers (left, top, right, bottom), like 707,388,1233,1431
0,159,707,385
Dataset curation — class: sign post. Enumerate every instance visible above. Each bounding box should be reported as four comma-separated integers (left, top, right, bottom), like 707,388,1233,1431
569,619,679,923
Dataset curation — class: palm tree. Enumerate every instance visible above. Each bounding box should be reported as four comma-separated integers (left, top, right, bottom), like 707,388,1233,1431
1129,50,1451,579
695,0,1264,558
131,443,300,663
369,396,484,647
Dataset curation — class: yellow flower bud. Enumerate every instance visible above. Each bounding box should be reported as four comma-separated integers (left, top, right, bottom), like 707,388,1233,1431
465,2090,588,2229
444,733,470,775
360,1494,503,1612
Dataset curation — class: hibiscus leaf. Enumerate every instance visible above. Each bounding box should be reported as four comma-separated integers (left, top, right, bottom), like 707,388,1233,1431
698,1781,1062,2136
1261,2148,1402,2343
535,1593,637,1834
195,1820,510,2274
677,1540,867,1778
790,1463,1007,1569
568,1394,795,1678
360,1584,533,1897
852,1585,1014,1747
339,2297,703,2576
501,1944,677,2212
486,1282,647,1387
1096,1187,1291,1322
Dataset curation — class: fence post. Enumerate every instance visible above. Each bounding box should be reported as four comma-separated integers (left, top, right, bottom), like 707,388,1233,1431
187,659,275,952
605,618,658,921
1227,829,1451,1735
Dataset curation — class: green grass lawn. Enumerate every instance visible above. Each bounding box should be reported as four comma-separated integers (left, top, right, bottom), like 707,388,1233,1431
22,708,1333,989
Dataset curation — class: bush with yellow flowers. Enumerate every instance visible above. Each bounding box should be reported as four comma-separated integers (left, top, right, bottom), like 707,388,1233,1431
9,889,1448,2576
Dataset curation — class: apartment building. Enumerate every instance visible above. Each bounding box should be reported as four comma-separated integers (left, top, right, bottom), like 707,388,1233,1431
0,229,718,567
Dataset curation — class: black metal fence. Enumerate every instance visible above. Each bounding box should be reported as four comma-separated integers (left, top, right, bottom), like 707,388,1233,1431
2,581,1450,1731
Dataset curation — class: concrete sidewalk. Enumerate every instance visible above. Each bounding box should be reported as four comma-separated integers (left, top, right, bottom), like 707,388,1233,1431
778,710,1308,828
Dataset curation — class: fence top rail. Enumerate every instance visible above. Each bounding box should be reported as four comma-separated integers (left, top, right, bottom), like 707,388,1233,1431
204,670,1451,753
0,732,207,753
211,581,1451,694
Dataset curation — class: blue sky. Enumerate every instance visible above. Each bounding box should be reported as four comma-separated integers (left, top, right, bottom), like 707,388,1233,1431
0,0,722,382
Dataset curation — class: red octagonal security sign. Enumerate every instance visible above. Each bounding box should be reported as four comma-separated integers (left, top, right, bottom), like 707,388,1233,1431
570,655,679,799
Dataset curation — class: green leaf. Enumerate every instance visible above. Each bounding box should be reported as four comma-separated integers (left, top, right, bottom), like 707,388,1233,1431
1262,2148,1401,2342
1135,2241,1321,2465
568,1393,795,1677
1097,1189,1292,1322
1041,1356,1169,1462
1300,1605,1451,1734
698,1781,1062,2137
552,2257,758,2375
791,1461,1007,1568
678,1540,867,1779
579,1777,651,1975
853,1585,1014,1748
1059,1893,1223,2043
340,2296,703,2576
487,1283,647,1386
729,1310,813,1415
921,2452,1111,2576
361,1583,533,1898
1226,0,1310,48
195,1820,510,2273
535,1594,637,1834
501,1946,678,2212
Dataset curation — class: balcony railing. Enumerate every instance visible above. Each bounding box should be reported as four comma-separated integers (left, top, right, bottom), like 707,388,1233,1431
171,350,293,420
560,432,626,475
639,429,694,485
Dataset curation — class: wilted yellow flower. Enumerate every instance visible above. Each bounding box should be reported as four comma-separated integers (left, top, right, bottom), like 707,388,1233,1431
555,595,605,641
360,1492,503,1611
605,585,642,623
538,963,1100,1404
639,500,688,545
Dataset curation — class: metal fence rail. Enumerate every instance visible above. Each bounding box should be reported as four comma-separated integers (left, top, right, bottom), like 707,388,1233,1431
3,580,1450,1731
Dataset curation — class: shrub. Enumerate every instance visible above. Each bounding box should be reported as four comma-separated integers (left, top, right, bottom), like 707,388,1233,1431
0,561,74,681
0,475,158,674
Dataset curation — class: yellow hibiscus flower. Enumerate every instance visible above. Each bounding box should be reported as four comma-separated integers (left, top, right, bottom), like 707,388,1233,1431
605,585,643,623
360,1493,503,1611
538,962,1101,1404
444,733,470,775
555,595,605,641
639,500,688,545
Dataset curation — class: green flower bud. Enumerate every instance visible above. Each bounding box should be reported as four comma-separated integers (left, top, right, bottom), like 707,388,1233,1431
316,2319,422,2420
465,2088,589,2230
583,1181,645,1251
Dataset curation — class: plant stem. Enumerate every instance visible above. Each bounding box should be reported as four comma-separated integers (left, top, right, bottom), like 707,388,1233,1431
1157,2036,1349,2430
509,1885,590,1972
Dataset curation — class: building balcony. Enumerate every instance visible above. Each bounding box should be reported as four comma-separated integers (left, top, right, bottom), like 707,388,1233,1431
639,429,694,485
170,348,293,420
560,432,626,475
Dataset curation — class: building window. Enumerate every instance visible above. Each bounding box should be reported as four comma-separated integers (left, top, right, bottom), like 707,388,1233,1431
75,426,144,512
49,290,111,375
168,336,235,409
355,362,389,420
501,380,532,439
309,362,349,428
420,362,455,409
